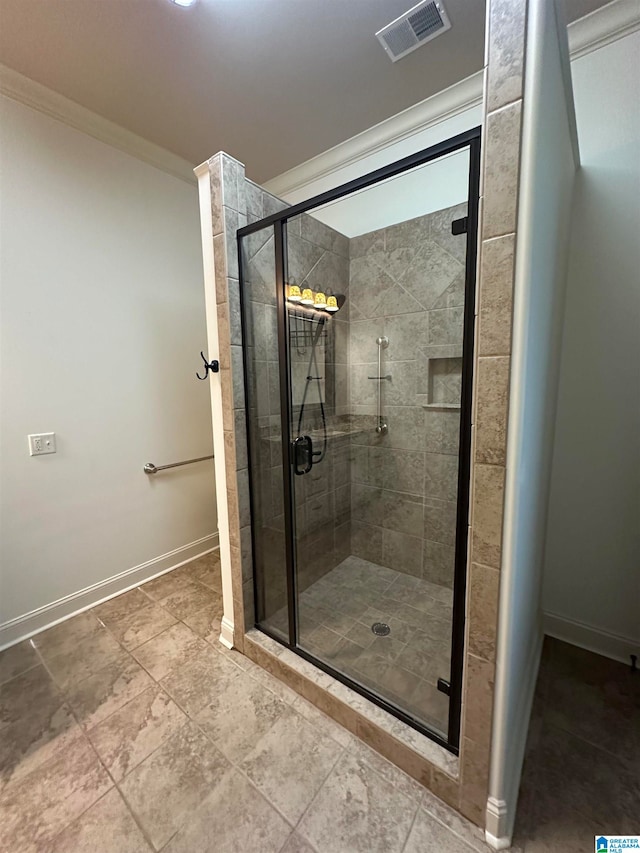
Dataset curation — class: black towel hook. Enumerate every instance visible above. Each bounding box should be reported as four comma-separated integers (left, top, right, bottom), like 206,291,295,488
196,351,220,380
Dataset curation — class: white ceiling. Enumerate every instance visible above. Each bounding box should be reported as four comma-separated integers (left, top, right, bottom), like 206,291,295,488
0,0,608,183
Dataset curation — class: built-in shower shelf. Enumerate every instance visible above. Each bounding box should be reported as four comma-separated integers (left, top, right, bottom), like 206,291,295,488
422,402,461,410
309,426,367,440
262,424,368,445
417,344,463,409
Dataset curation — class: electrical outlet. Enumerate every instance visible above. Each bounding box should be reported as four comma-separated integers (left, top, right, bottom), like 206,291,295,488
28,433,56,456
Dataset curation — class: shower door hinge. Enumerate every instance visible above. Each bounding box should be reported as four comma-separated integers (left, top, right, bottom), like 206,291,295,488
451,216,468,235
437,677,451,696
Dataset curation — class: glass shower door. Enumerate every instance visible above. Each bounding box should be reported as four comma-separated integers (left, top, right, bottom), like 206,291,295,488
284,149,474,742
239,223,291,642
240,130,481,750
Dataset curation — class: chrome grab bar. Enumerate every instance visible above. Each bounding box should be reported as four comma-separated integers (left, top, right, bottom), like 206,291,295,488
374,336,389,435
143,455,213,474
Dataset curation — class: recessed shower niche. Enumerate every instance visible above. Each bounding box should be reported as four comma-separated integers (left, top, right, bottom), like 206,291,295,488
238,132,480,749
418,348,463,409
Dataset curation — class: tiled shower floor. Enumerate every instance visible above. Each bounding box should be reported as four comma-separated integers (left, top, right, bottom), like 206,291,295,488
272,556,453,734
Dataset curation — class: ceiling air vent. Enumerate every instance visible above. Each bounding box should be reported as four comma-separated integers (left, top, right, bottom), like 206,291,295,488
376,0,451,62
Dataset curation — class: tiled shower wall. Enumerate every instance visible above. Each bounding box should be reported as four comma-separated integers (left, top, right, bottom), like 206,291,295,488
241,199,471,608
347,204,468,589
286,214,352,593
241,193,352,618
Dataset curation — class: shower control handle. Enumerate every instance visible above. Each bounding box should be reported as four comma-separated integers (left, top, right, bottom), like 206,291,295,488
292,435,313,475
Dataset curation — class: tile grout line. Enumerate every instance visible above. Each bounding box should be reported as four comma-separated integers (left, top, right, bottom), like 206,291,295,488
39,593,195,852
84,582,228,850
34,662,159,853
144,662,305,848
0,653,41,687
286,742,348,844
223,643,433,845
1,558,224,848
399,800,422,853
420,798,489,852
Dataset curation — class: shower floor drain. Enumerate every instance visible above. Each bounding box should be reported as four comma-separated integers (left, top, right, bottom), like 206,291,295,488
371,622,391,636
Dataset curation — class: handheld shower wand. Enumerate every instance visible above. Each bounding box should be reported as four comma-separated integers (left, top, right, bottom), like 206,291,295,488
297,315,328,464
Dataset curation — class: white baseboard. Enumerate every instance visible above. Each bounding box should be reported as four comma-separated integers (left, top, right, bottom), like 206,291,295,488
543,611,638,665
485,807,513,850
219,616,235,649
0,534,219,651
485,801,513,850
485,631,543,849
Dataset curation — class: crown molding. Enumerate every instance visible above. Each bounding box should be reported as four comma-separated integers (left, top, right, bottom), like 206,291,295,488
567,0,640,60
2,0,638,192
0,64,196,185
265,70,484,198
266,0,640,199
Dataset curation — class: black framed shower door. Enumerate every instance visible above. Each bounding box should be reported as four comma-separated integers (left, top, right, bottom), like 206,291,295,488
238,128,481,753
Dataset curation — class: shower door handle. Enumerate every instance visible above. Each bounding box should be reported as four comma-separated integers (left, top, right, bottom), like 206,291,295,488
293,435,313,475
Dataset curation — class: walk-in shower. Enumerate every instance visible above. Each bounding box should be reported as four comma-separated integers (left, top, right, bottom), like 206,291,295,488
238,129,481,752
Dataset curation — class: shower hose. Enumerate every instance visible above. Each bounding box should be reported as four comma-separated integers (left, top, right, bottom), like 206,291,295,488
296,316,327,465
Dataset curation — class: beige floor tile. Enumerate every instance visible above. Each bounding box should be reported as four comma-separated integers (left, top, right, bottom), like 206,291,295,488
1,700,82,794
42,627,124,689
64,649,154,730
536,722,640,831
297,753,417,853
193,670,288,763
32,611,103,660
131,622,206,681
120,720,230,850
522,790,601,853
0,639,40,684
87,686,187,781
94,588,151,624
0,665,84,793
160,645,241,716
291,694,357,748
158,582,221,621
0,735,112,852
162,768,291,853
3,567,636,853
101,601,178,650
404,807,477,852
0,663,60,730
247,662,302,705
421,788,488,851
346,736,425,806
43,788,152,853
280,831,319,853
179,554,222,590
182,605,222,643
544,656,640,772
140,572,195,602
241,706,342,824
